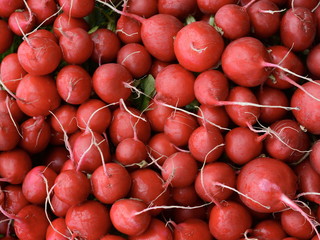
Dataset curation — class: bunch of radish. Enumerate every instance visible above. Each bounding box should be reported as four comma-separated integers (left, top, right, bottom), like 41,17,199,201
1,0,320,239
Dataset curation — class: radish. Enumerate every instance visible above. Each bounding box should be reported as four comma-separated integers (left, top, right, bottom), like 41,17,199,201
115,137,147,166
158,0,197,19
27,0,58,25
310,140,320,175
57,0,94,18
172,184,200,206
101,235,126,240
116,15,141,44
0,0,24,18
251,219,287,239
28,29,58,43
171,202,208,224
50,194,71,217
0,20,13,54
50,104,78,134
43,146,69,173
3,185,29,215
174,21,224,72
173,218,212,240
149,60,170,78
126,0,158,18
287,0,320,11
0,91,24,122
307,44,320,79
0,113,21,151
196,105,230,132
145,99,173,132
46,217,71,240
8,9,36,36
197,0,237,14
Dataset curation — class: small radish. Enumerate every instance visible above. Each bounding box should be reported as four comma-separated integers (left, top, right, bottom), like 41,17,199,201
46,217,71,240
50,194,71,217
196,105,230,132
43,146,69,173
50,104,78,134
126,0,158,18
3,185,29,215
158,0,197,19
0,20,13,54
8,9,36,36
173,218,212,240
307,44,320,79
172,184,200,206
251,219,287,239
116,15,141,44
145,99,173,132
57,0,94,18
0,113,21,151
0,0,24,18
197,0,237,14
310,140,320,175
27,0,58,25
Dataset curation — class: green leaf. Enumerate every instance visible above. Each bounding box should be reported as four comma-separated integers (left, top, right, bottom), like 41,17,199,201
185,99,200,112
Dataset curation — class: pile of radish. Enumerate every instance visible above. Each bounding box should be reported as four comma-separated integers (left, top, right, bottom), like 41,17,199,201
1,0,320,239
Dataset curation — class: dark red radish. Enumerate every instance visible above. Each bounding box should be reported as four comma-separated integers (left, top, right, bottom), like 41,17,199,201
127,0,158,18
50,194,71,217
247,0,281,39
188,126,224,163
155,64,195,107
147,133,177,166
173,218,212,240
46,217,71,240
0,149,32,184
0,20,13,54
3,185,29,215
17,36,62,75
19,116,51,154
266,45,305,89
295,159,320,204
172,184,200,206
209,201,252,240
116,15,142,44
280,7,316,52
8,10,36,36
76,99,112,133
251,219,287,240
197,0,237,14
92,63,132,104
281,207,315,240
195,162,236,203
128,218,173,240
56,64,92,105
91,163,131,204
27,0,57,25
161,152,198,188
43,146,69,173
117,43,152,78
237,157,298,213
287,0,319,10
101,235,126,240
130,168,170,215
171,202,208,224
49,128,65,146
158,0,197,19
225,127,264,165
110,198,151,236
72,131,111,173
174,21,224,72
109,105,151,145
16,74,61,117
59,28,94,64
0,53,27,93
256,86,289,124
54,169,91,206
215,3,251,40
310,140,320,175
0,0,24,18
0,113,21,151
145,99,173,132
116,138,147,166
264,119,310,163
197,105,230,132
224,86,261,127
58,0,94,18
0,213,10,236
307,44,320,79
90,28,121,65
50,104,78,134
53,12,89,39
0,91,24,122
22,165,57,205
65,200,111,240
291,81,320,134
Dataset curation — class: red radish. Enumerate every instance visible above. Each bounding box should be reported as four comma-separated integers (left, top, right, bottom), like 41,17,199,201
110,198,151,236
127,0,158,18
0,0,24,18
53,12,89,39
109,104,151,145
0,53,27,93
16,74,61,117
0,91,24,122
92,64,132,104
115,137,147,166
264,119,310,163
91,163,131,204
22,165,57,205
310,140,320,175
116,15,142,44
256,86,289,124
280,7,316,52
49,128,65,146
90,28,121,65
174,21,224,72
27,29,58,43
188,126,224,163
290,81,320,134
172,202,208,224
209,201,252,240
54,169,91,206
225,127,264,165
117,43,152,78
197,105,230,131
0,149,32,184
158,0,197,19
65,200,111,240
161,152,198,188
19,116,51,154
149,60,170,78
0,113,21,151
50,104,78,134
8,10,36,36
128,218,173,240
50,194,71,217
251,219,287,239
247,0,281,39
56,64,92,105
307,44,320,78
58,0,94,18
197,0,237,14
130,168,170,215
72,131,111,173
76,99,112,133
46,217,71,240
0,20,13,54
173,218,212,240
172,184,200,206
3,185,29,215
59,28,94,64
101,235,126,240
17,36,62,75
195,162,236,203
147,133,177,166
287,0,319,11
164,111,198,147
27,0,57,25
145,99,173,132
43,146,69,173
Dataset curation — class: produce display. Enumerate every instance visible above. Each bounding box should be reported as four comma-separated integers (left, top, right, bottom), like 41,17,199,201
1,0,320,239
